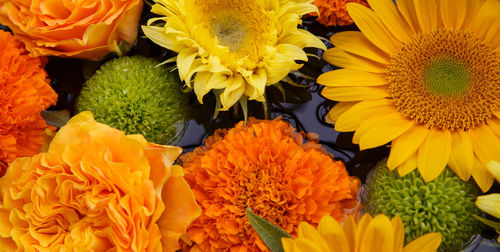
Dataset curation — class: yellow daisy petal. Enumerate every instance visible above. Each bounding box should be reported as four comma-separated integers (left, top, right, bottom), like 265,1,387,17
346,3,399,54
387,126,429,170
417,129,452,182
476,194,500,219
317,69,387,87
447,130,474,181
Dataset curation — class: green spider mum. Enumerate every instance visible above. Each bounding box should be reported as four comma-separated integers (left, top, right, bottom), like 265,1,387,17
76,56,188,145
364,160,481,252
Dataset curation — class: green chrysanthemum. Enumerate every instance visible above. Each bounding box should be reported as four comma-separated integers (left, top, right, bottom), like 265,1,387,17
364,160,481,252
76,56,188,145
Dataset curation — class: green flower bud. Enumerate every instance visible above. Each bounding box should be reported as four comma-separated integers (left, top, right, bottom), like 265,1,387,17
76,56,188,145
364,160,481,252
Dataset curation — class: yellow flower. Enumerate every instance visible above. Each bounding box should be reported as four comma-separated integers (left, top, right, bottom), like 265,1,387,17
476,161,500,219
317,0,500,192
282,214,442,252
0,112,201,251
142,0,326,111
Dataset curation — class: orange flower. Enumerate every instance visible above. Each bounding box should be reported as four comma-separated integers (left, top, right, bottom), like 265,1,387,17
0,0,143,60
312,0,369,26
0,30,57,174
0,111,201,251
181,118,361,251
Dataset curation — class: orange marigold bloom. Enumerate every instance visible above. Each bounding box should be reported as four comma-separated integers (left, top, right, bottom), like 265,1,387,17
0,111,201,251
181,118,361,251
312,0,369,26
0,30,57,174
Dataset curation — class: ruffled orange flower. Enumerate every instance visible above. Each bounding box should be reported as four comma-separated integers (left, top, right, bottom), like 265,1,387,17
0,0,143,60
0,111,201,251
312,0,369,26
0,30,57,174
181,118,361,251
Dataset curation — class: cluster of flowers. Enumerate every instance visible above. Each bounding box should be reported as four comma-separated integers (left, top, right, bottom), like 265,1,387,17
0,0,499,251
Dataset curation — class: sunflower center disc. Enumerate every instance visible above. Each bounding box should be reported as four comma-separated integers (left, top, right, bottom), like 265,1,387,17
425,58,470,96
387,29,500,130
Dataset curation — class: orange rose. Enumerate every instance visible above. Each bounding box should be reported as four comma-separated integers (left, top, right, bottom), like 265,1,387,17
0,0,143,60
0,112,201,251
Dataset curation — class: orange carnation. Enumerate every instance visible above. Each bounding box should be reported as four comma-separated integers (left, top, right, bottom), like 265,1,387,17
181,118,361,251
312,0,369,26
0,30,57,174
0,111,201,251
0,0,143,60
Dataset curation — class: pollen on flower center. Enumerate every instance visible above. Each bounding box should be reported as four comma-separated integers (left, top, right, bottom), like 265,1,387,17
387,29,500,130
211,15,247,52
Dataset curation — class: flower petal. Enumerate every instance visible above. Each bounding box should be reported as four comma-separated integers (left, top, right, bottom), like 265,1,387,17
486,160,500,182
359,215,394,252
323,48,386,73
387,125,429,170
367,0,413,43
335,99,394,132
317,69,388,87
476,194,500,219
330,31,390,65
469,0,500,41
413,0,439,32
397,153,417,177
440,0,467,29
321,86,389,102
391,216,405,252
403,232,442,252
346,3,399,55
318,215,350,252
416,129,452,182
356,111,414,150
447,130,473,181
472,157,495,192
298,221,329,251
325,102,357,125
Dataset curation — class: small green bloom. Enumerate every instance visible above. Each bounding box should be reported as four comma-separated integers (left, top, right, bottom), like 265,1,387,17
364,160,481,252
76,56,188,145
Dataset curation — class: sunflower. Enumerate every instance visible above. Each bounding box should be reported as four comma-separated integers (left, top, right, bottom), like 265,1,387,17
476,160,500,242
180,118,360,251
282,214,442,252
317,0,500,192
142,0,326,112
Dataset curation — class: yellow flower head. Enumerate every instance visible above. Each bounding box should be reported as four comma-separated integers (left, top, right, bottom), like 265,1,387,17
0,112,201,251
317,0,500,192
282,214,442,252
142,0,326,111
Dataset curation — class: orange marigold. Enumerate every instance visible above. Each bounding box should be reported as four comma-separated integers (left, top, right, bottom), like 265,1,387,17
181,118,361,251
312,0,369,26
0,30,57,173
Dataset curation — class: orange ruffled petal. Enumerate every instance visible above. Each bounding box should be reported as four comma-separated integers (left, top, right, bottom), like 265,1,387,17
181,118,361,251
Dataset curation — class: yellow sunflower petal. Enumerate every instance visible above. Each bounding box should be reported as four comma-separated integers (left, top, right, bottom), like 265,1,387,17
402,232,442,252
367,0,413,43
396,0,421,32
487,117,500,137
447,130,473,181
290,238,324,252
387,126,429,170
462,0,486,29
356,111,414,150
359,215,394,252
322,48,386,73
476,194,500,219
220,75,246,110
472,157,495,192
281,238,295,252
343,215,357,252
317,69,387,87
325,102,357,125
177,48,198,81
355,214,372,252
346,3,399,55
391,216,405,252
298,222,329,251
318,215,350,252
470,125,500,166
330,31,390,65
469,0,500,41
397,153,417,177
416,129,452,182
321,86,389,102
335,99,394,132
440,0,467,29
413,0,439,32
486,160,500,182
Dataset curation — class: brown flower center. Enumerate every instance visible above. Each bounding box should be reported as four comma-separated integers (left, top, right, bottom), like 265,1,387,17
387,29,500,130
